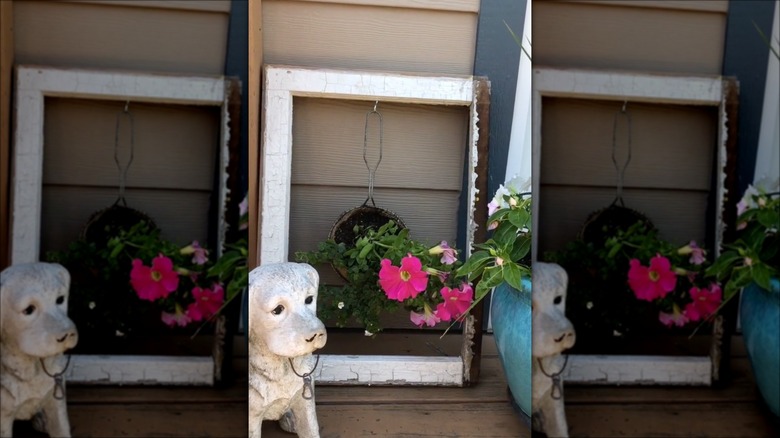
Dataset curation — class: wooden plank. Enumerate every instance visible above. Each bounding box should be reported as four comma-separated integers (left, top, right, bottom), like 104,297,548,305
42,97,219,190
263,0,477,75
11,66,227,264
263,403,529,438
41,186,211,253
316,355,463,386
563,355,711,386
64,0,233,13
249,0,262,268
66,355,214,385
290,97,468,191
534,1,727,75
67,402,247,438
539,97,718,190
565,402,778,438
295,0,480,13
565,0,729,14
0,0,12,269
14,1,229,75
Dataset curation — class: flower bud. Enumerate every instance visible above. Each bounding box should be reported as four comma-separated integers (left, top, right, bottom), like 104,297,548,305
677,245,693,255
428,245,444,255
180,245,195,255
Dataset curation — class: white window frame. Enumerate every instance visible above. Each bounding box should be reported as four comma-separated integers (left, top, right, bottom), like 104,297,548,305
532,67,734,385
259,65,483,386
11,65,233,385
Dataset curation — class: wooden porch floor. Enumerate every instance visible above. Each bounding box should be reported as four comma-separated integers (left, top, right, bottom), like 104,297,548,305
13,334,779,437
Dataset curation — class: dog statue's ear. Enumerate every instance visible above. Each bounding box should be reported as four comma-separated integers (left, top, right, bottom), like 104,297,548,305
50,263,71,290
300,263,319,289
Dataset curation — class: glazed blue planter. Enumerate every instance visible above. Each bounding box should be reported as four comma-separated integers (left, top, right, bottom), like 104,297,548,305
491,279,532,420
740,278,780,418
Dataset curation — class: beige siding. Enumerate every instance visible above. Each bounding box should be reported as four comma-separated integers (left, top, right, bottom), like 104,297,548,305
534,1,727,75
13,0,231,255
263,0,478,75
14,1,229,75
41,98,220,252
534,0,728,255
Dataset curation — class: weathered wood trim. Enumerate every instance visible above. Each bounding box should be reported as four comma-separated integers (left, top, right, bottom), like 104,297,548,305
62,0,233,13
562,0,729,14
11,66,227,265
315,354,463,386
291,0,479,13
260,65,480,386
564,355,712,386
66,355,214,386
0,0,13,269
249,0,262,269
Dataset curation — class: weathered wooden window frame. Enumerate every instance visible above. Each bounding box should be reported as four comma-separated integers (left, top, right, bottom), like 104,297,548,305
532,67,737,386
260,65,486,386
11,65,233,385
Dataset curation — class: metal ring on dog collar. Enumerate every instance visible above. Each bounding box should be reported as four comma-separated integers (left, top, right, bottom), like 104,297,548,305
40,355,71,400
537,355,569,400
289,354,320,400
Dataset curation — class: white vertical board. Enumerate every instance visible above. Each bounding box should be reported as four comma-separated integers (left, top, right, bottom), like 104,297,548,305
532,68,729,385
259,65,480,386
11,65,230,264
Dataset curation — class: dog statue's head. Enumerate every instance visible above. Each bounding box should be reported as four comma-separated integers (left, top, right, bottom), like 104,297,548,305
249,262,327,358
1,263,79,358
532,262,575,358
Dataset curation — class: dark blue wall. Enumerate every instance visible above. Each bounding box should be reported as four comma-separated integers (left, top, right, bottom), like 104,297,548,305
722,0,776,195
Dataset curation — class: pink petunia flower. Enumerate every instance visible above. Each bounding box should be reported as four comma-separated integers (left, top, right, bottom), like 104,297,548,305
435,284,474,322
688,241,706,265
161,304,192,328
659,304,689,328
683,284,722,322
191,241,209,265
238,196,249,231
429,241,458,265
410,304,441,328
130,255,179,301
488,199,500,216
186,284,225,321
378,256,429,301
628,255,677,301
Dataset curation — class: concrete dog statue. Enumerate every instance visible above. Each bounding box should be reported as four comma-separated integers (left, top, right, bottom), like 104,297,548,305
249,262,327,438
1,263,79,438
532,262,576,438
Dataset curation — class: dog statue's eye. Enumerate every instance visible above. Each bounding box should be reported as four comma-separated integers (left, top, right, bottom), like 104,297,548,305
305,296,314,305
272,305,284,315
23,305,36,315
56,296,65,305
554,296,563,305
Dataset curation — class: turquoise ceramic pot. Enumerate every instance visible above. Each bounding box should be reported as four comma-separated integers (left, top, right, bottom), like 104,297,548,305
740,278,780,418
491,279,532,419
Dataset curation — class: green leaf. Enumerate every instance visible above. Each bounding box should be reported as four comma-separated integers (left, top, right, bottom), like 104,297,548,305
504,262,523,291
456,251,492,279
508,208,530,230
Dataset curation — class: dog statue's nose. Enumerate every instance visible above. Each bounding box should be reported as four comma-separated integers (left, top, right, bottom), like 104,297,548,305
554,331,574,343
306,332,324,343
57,332,76,343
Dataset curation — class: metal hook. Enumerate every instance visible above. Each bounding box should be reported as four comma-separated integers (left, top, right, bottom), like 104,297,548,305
124,100,130,113
373,100,379,112
621,100,627,113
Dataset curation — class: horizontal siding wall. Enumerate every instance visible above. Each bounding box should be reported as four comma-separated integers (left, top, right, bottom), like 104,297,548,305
262,0,479,328
533,0,728,255
13,0,231,255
